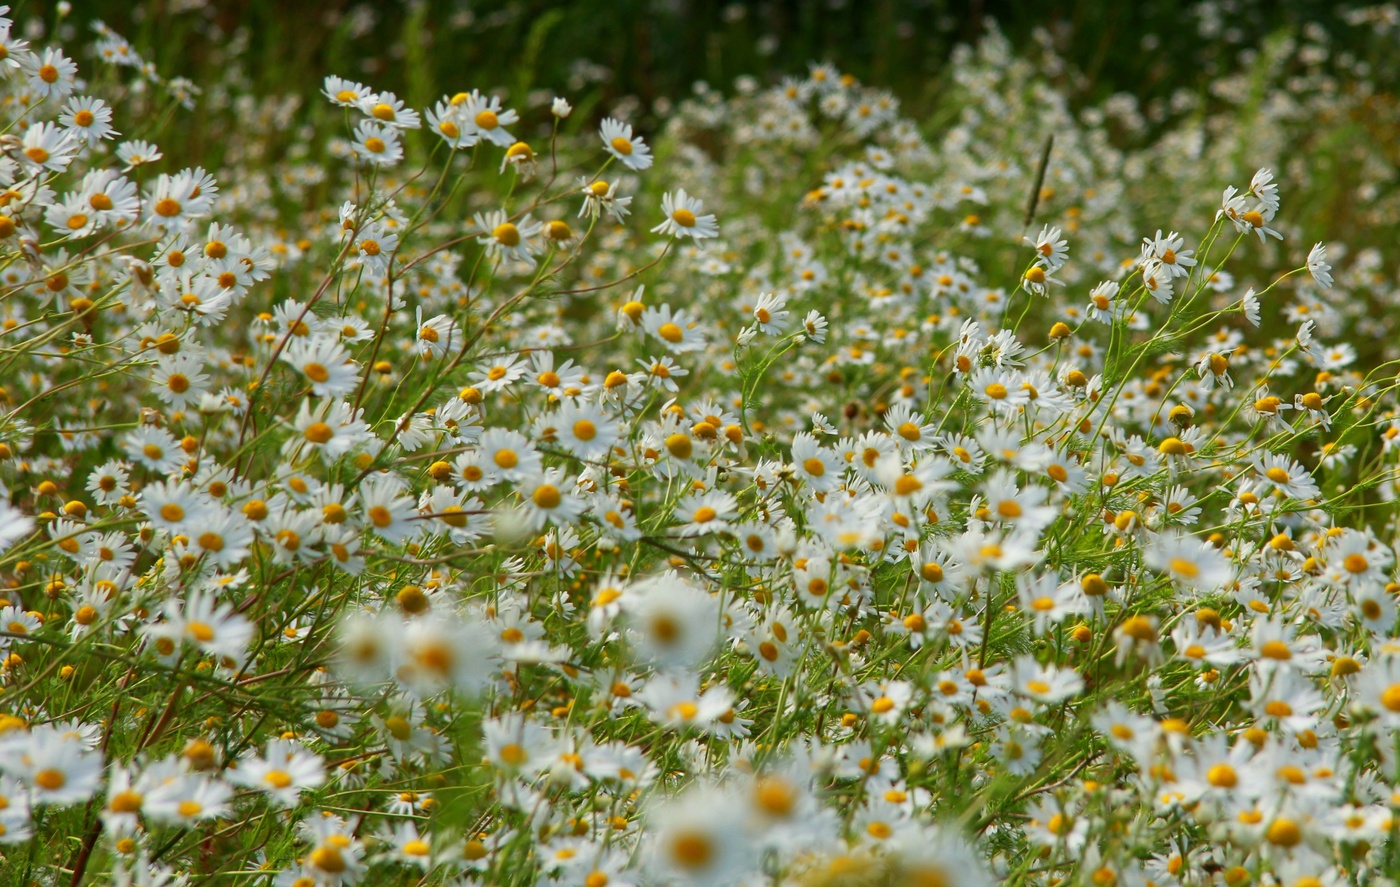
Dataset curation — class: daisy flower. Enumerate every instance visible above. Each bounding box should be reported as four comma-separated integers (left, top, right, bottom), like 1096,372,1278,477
0,727,103,806
1253,452,1320,501
143,774,233,825
116,139,162,170
363,90,421,129
351,120,403,166
460,89,519,146
477,428,542,481
123,425,186,475
1144,533,1232,591
1354,658,1400,728
641,304,706,353
674,490,739,537
1010,655,1084,705
59,96,118,144
144,590,254,666
627,574,722,669
474,209,543,267
1306,242,1333,289
360,475,419,544
600,117,654,170
647,786,758,886
322,75,374,109
554,401,619,460
518,468,587,530
227,738,325,807
470,354,528,394
280,335,361,398
651,188,719,241
1139,230,1196,279
19,122,78,173
751,291,790,334
1027,224,1068,270
23,46,79,102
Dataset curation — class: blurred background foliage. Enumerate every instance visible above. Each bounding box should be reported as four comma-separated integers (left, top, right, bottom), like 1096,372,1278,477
20,0,1400,278
38,0,1399,120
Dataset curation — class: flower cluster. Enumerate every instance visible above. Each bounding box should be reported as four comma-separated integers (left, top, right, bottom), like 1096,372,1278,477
2,7,1400,887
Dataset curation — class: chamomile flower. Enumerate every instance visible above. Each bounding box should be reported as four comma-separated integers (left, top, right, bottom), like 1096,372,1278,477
281,335,361,398
322,75,374,109
627,574,721,669
1253,452,1320,501
641,304,706,353
554,401,619,460
351,120,403,166
673,490,739,537
116,139,162,170
23,46,79,101
1145,533,1233,591
460,90,519,146
363,90,421,130
647,785,757,887
1027,224,1069,270
1306,242,1333,289
1,727,103,805
474,209,543,267
1011,655,1084,705
1140,230,1196,279
226,739,325,806
518,468,587,530
600,118,654,170
19,122,78,173
651,189,719,241
59,96,118,144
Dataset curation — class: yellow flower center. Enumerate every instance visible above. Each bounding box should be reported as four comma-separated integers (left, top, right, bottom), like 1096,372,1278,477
35,769,66,790
1380,684,1400,713
1207,764,1237,788
264,770,293,789
1169,558,1199,578
493,223,521,247
670,832,713,869
532,485,562,509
